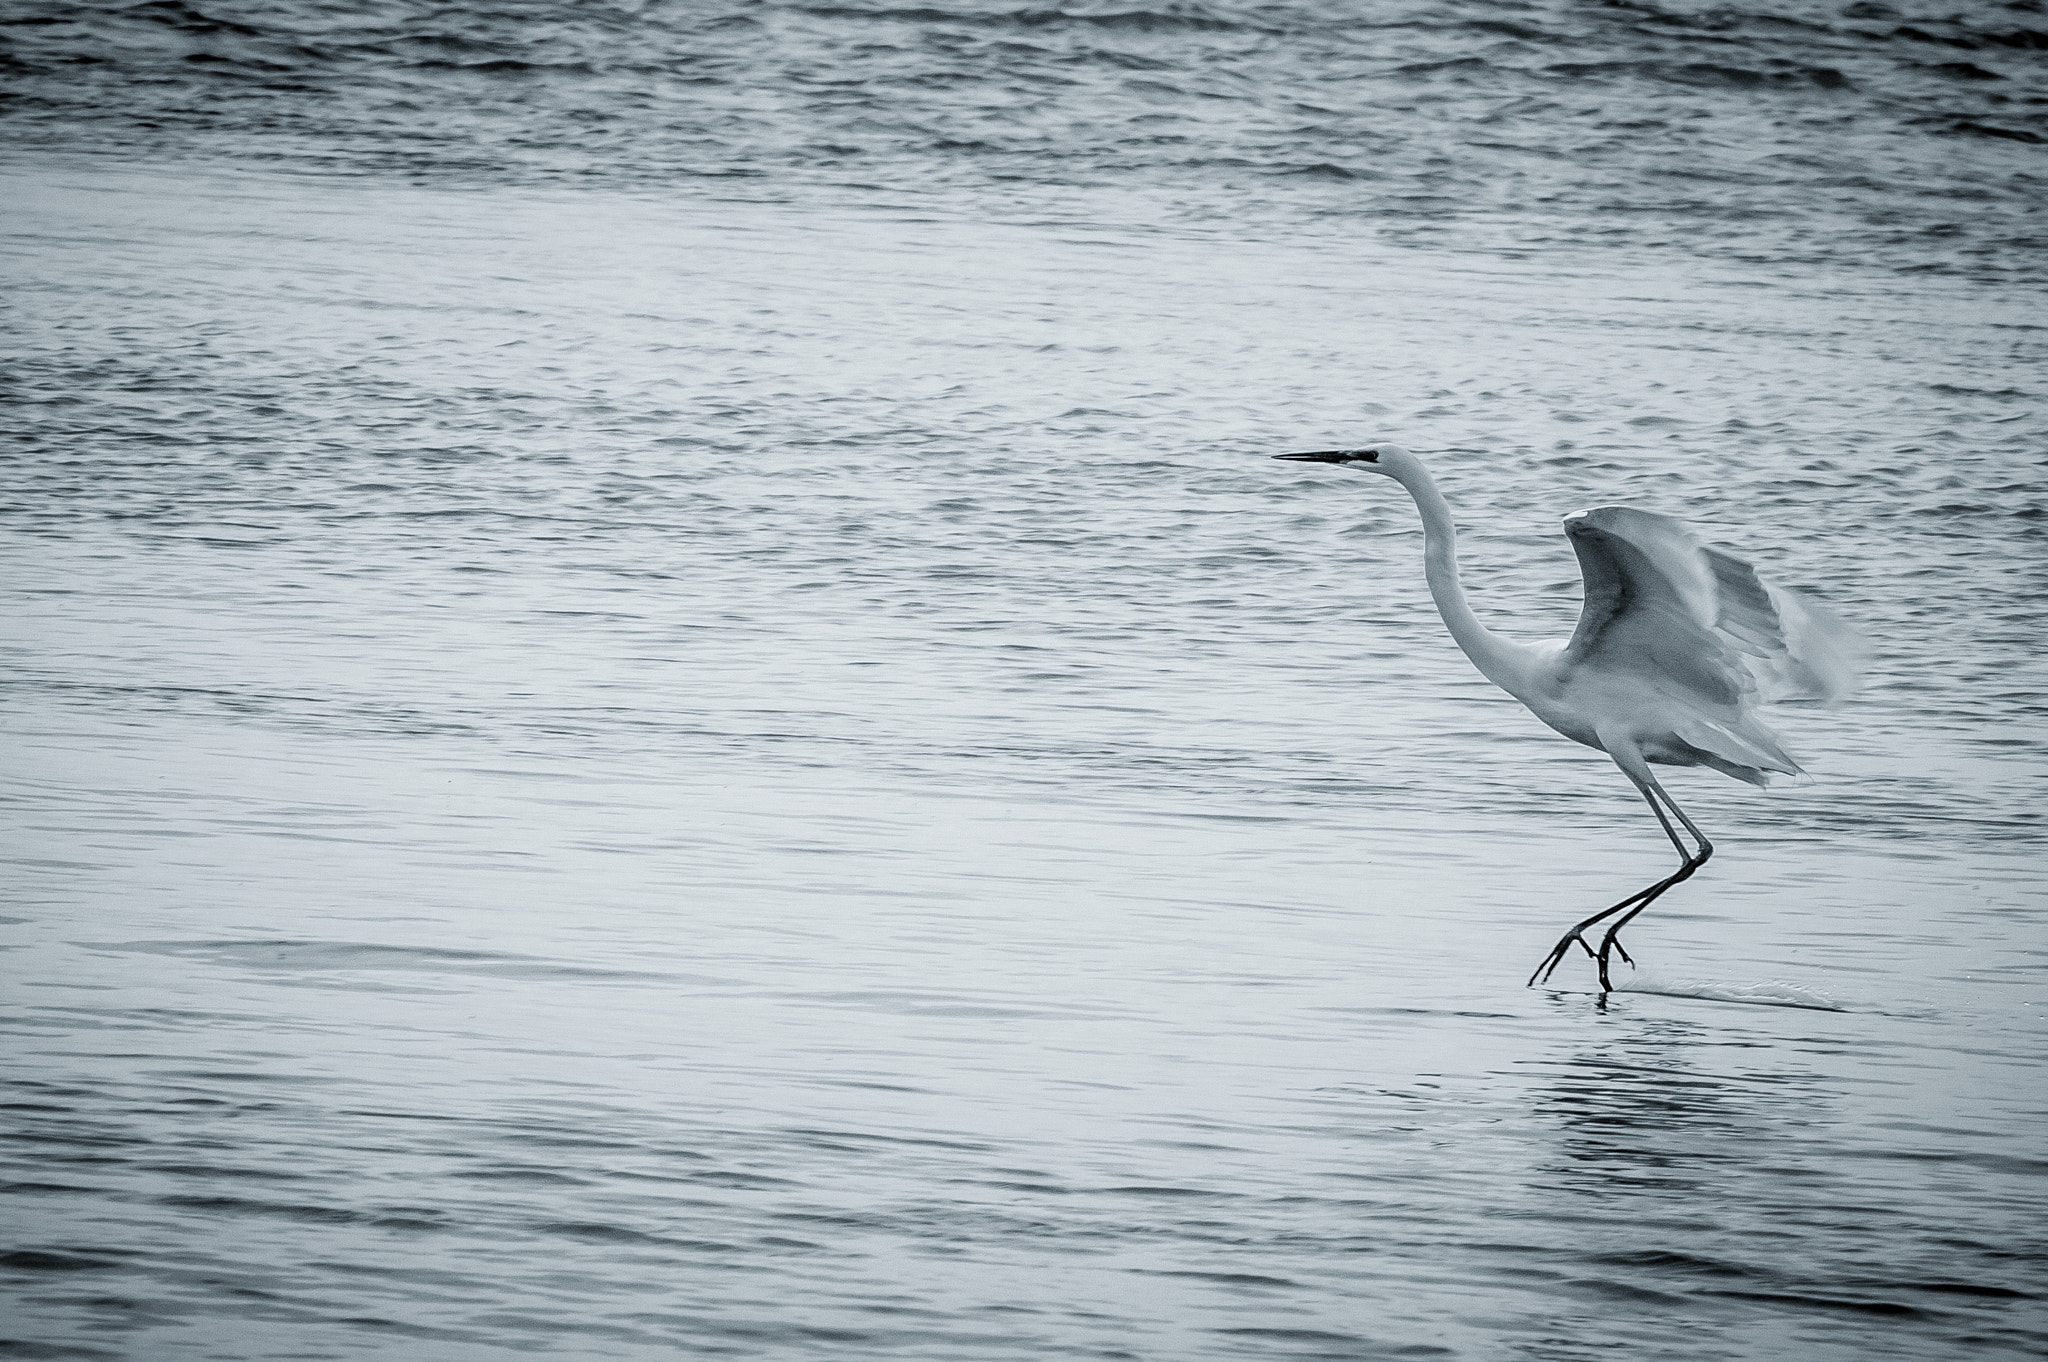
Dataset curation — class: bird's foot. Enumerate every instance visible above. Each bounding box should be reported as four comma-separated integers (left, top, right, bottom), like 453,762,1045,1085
1594,930,1636,993
1527,930,1600,988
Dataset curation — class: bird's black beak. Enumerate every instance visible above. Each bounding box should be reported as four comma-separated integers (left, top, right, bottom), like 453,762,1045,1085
1274,449,1377,463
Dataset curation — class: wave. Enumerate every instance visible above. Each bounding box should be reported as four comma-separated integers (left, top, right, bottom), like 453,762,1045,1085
1546,60,1851,91
798,4,1263,34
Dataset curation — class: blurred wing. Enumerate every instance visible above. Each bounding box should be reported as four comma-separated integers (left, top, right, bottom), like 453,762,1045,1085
1561,506,1865,706
1699,544,1867,702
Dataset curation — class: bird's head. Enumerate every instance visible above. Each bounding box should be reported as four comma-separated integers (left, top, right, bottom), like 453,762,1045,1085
1271,442,1415,479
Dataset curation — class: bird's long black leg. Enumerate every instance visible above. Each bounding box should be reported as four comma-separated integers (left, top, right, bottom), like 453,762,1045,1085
1593,772,1712,989
1528,768,1713,991
1599,783,1687,974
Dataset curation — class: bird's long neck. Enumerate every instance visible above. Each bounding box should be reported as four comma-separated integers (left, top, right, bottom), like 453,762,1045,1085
1390,461,1532,694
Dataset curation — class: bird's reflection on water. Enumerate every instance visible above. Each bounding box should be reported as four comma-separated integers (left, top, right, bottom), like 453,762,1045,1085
1527,1015,1804,1194
1497,1006,2044,1352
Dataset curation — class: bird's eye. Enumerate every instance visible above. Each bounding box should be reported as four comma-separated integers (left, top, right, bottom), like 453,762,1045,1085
1359,449,1380,463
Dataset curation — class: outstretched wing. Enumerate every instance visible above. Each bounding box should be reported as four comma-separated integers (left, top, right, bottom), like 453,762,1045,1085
1561,506,1865,707
1697,543,1865,702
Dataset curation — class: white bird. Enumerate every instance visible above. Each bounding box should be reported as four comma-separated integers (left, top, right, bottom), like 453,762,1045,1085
1273,443,1864,990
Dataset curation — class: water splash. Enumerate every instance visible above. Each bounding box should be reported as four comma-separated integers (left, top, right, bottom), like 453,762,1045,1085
1612,971,1845,1011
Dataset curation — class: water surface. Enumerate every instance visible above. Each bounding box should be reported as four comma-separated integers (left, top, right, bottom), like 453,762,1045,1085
5,2,2046,1358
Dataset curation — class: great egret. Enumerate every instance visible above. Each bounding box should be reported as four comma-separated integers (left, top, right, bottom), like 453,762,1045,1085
1273,444,1864,990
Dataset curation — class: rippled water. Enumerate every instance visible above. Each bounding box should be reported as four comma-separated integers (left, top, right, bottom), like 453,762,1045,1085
5,2,2047,1358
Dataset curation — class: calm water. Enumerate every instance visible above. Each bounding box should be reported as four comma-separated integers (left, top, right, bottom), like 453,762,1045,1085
4,2,2046,1359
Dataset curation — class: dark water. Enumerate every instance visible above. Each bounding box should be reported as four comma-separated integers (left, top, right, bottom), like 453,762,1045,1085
5,2,2047,1359
6,0,2047,275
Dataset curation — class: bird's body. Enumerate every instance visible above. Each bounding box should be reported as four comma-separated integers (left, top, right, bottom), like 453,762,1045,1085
1272,444,1863,989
